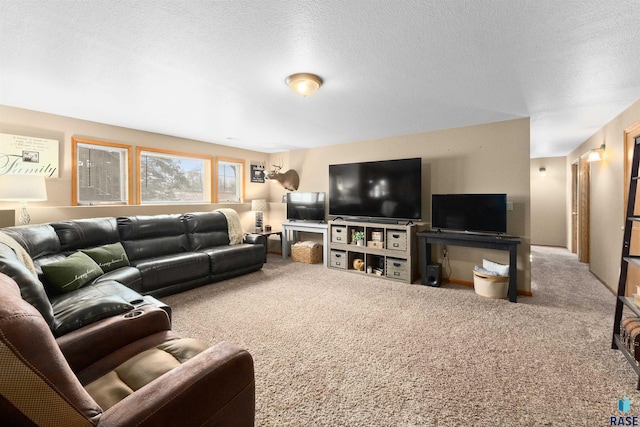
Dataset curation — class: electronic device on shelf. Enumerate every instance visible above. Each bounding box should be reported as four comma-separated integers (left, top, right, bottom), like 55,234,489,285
431,193,507,234
286,192,326,222
328,157,422,222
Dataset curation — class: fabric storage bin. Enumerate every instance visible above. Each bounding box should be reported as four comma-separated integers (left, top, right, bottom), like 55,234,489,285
330,250,347,269
386,230,407,251
386,258,408,281
473,270,508,298
291,241,323,264
331,226,347,243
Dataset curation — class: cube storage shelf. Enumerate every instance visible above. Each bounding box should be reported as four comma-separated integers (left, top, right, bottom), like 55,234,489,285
328,220,418,284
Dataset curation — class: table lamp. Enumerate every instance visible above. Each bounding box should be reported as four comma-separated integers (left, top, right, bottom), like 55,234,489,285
0,174,48,225
251,199,268,232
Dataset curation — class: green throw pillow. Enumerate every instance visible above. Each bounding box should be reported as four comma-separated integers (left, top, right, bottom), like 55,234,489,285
42,252,104,293
81,242,130,272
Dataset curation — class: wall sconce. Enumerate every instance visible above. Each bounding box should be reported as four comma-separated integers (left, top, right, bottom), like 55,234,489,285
0,174,48,225
251,199,268,232
539,167,547,176
587,143,606,162
285,73,323,97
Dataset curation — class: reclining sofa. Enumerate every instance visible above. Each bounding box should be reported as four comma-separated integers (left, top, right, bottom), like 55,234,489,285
0,210,265,337
0,210,261,425
0,272,255,426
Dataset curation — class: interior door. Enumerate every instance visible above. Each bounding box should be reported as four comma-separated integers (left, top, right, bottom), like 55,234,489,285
571,162,578,254
578,156,590,263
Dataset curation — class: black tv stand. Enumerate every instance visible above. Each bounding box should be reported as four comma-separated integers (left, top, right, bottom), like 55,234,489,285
417,231,521,302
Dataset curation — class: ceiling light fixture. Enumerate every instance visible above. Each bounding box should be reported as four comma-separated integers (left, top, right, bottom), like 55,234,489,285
285,73,323,97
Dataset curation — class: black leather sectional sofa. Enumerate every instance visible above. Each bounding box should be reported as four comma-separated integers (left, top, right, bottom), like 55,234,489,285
0,211,265,338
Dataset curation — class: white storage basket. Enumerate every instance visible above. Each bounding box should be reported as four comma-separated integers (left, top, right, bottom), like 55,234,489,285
473,270,508,299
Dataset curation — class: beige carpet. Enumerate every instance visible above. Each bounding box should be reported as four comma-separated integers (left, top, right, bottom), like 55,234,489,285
163,246,635,426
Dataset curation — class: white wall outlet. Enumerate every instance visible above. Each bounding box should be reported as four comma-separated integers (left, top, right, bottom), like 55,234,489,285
506,201,513,211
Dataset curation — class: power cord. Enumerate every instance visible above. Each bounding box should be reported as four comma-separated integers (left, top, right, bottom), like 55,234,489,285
442,245,451,279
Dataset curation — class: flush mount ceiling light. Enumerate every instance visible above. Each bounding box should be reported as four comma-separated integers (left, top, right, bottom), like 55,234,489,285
285,73,323,97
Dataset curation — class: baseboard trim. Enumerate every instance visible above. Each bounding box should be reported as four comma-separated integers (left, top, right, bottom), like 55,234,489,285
446,278,473,287
445,278,532,296
589,269,615,295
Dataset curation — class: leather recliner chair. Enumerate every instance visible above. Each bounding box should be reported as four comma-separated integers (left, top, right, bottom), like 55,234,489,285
0,273,255,426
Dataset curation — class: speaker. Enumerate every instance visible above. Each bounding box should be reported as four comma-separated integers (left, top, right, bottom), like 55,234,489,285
425,263,442,287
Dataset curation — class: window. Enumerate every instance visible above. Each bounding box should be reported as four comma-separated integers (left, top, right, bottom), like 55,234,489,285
137,147,212,204
72,137,132,205
216,158,245,203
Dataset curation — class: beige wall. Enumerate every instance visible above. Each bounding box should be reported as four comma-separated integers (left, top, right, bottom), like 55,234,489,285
272,118,532,292
530,157,567,247
0,105,272,230
566,99,640,291
0,106,531,291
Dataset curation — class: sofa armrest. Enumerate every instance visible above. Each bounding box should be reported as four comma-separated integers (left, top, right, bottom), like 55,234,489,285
244,233,266,246
57,305,171,373
97,341,255,427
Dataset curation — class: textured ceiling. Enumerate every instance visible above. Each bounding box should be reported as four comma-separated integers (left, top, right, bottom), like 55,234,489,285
1,1,639,157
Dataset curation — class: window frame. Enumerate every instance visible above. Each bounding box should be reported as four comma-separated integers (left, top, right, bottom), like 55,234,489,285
71,137,133,206
136,147,213,205
215,157,245,203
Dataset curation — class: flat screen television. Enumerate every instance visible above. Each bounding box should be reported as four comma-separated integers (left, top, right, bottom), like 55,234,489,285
431,193,507,234
286,192,326,222
329,158,422,221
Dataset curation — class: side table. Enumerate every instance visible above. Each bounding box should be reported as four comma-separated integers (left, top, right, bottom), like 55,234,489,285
254,229,282,261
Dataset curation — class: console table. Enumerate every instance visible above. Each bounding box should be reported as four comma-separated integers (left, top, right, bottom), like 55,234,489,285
281,221,329,267
417,231,521,302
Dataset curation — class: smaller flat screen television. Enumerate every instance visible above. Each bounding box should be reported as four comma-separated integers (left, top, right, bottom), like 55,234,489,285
286,192,326,222
431,194,507,234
